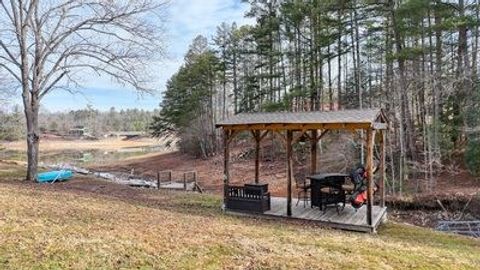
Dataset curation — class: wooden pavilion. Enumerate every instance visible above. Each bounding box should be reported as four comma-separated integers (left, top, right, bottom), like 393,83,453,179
216,108,389,233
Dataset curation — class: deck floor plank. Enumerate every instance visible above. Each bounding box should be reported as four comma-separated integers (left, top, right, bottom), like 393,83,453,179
228,197,386,233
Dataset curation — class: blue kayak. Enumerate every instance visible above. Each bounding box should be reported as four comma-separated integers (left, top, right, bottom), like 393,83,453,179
37,170,73,183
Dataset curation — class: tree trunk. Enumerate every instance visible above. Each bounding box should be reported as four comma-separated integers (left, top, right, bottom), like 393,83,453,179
385,10,394,112
350,6,359,107
328,40,333,110
309,8,317,111
278,28,288,100
233,46,238,114
454,0,470,148
19,6,40,181
391,0,416,163
222,56,227,119
354,4,362,109
433,0,442,162
472,0,479,79
337,6,343,110
23,96,40,181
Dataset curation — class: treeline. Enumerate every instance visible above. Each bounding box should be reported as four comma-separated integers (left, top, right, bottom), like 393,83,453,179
0,105,157,141
40,106,157,136
151,36,219,156
152,0,480,193
0,105,24,141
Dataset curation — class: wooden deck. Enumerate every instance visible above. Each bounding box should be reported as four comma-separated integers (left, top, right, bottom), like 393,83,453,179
227,197,387,233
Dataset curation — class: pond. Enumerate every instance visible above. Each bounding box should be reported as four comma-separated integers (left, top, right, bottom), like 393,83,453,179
0,145,163,166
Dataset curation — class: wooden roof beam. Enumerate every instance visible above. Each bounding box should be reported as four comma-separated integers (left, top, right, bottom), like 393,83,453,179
250,130,269,142
227,130,242,144
316,129,329,141
259,130,269,141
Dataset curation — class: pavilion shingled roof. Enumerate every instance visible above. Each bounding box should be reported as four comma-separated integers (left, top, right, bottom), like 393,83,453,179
216,108,386,128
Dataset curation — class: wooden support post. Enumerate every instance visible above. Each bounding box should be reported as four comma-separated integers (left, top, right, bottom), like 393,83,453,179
286,130,293,216
366,129,376,226
252,130,268,184
223,130,231,209
310,130,318,175
157,171,160,189
380,131,386,208
183,173,187,190
254,131,260,184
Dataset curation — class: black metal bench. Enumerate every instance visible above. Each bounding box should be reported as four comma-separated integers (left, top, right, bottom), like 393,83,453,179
226,184,271,213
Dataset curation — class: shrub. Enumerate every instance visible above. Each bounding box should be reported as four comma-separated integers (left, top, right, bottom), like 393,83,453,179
465,138,480,176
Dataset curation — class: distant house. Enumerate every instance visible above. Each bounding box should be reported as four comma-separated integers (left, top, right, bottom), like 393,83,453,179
68,126,88,137
106,131,145,139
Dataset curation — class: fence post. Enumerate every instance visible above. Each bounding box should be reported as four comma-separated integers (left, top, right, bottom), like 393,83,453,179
183,172,187,190
157,171,160,189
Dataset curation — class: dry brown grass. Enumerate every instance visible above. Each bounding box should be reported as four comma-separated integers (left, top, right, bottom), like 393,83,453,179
0,170,479,269
2,137,170,152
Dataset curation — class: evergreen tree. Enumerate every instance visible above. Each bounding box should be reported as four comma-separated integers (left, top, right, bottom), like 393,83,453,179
153,0,480,192
151,36,220,158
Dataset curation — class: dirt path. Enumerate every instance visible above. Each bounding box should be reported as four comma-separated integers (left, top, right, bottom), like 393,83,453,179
91,149,292,196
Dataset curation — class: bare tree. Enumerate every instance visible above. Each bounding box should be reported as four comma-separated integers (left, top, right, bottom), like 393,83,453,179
0,0,167,181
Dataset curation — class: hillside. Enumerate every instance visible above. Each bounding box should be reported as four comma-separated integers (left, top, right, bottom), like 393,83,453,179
93,135,361,196
0,162,479,269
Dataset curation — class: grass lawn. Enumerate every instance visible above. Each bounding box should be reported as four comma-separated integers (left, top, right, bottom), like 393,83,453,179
0,166,479,269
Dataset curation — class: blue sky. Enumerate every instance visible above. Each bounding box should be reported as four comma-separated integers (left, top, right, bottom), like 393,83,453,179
19,0,252,112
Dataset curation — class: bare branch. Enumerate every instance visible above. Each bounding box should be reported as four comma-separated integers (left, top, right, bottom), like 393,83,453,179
0,62,21,82
0,0,167,101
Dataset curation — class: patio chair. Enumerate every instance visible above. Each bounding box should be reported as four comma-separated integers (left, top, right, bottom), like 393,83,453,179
294,171,311,207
